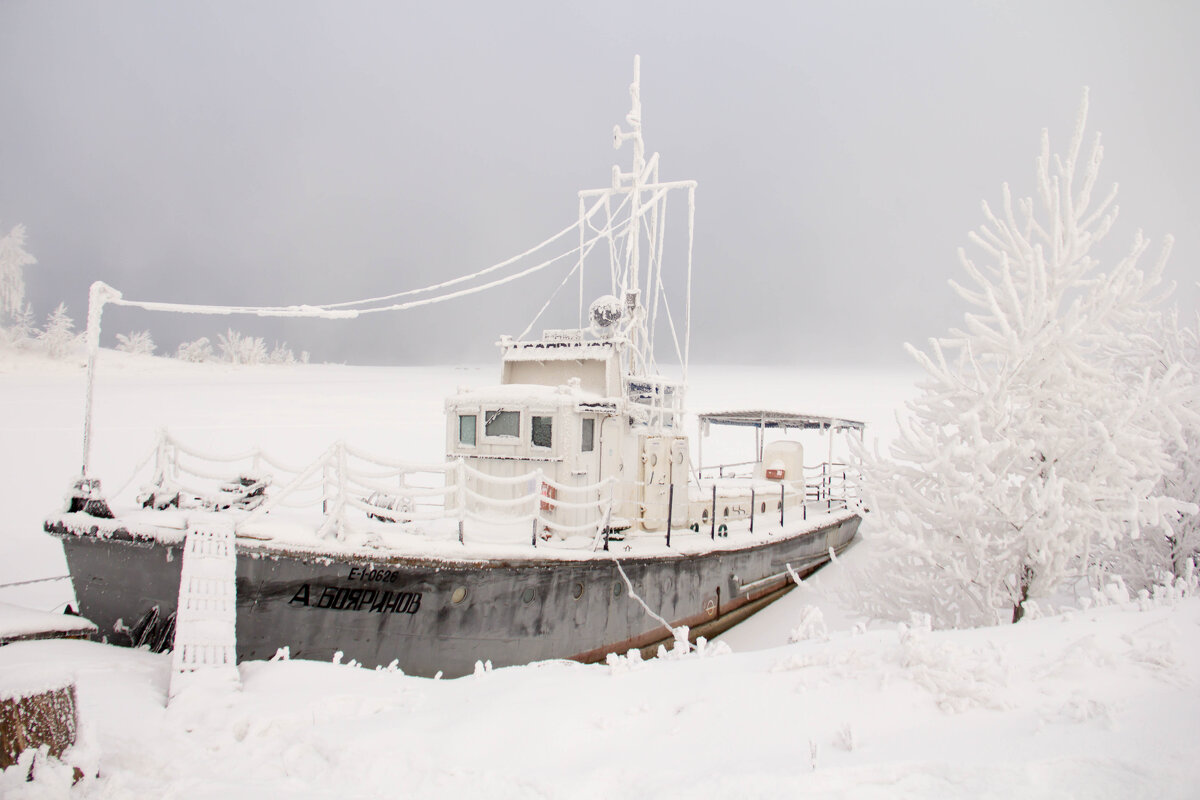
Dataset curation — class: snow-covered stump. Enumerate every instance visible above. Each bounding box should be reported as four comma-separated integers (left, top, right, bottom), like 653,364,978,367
0,679,77,772
168,522,240,701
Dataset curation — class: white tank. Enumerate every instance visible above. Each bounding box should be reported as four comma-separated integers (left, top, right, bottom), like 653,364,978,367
759,440,804,483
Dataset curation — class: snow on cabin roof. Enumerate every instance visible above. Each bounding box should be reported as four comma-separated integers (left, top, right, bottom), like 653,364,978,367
698,410,865,431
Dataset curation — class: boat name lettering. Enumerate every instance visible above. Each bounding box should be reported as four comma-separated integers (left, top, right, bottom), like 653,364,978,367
288,584,422,614
347,567,401,584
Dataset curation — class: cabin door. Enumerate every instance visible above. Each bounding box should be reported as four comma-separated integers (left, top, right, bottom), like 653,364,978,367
640,435,688,531
568,415,602,531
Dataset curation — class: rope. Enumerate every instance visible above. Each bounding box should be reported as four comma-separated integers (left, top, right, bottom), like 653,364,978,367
323,195,615,309
465,509,536,525
520,191,636,340
110,441,159,500
174,456,270,483
163,435,307,474
0,575,71,589
347,475,454,498
462,486,539,509
342,444,454,472
537,495,608,511
104,215,629,321
346,496,444,522
541,517,607,534
461,464,540,486
612,558,684,646
352,223,627,316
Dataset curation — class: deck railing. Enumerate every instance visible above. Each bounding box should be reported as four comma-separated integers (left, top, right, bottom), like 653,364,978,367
139,431,615,548
121,431,859,552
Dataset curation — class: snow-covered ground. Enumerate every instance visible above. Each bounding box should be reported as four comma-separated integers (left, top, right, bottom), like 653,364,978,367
2,353,1198,798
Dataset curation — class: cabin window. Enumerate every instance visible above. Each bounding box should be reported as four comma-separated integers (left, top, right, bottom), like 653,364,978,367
484,410,519,438
458,414,477,446
581,418,595,452
531,415,553,448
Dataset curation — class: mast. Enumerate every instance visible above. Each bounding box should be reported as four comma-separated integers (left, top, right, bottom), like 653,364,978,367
577,56,697,419
612,55,647,376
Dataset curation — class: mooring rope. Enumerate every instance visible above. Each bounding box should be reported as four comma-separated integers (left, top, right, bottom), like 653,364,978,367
0,575,71,589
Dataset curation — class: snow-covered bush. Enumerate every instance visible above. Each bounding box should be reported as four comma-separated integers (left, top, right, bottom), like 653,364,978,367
217,329,268,365
268,342,296,365
854,92,1196,628
0,223,36,320
0,302,36,349
38,303,80,359
176,337,214,362
114,330,155,356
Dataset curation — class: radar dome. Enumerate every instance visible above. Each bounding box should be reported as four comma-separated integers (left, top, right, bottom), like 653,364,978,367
588,295,623,338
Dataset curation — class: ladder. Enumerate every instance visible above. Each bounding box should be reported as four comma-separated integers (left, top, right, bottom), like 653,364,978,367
168,521,240,699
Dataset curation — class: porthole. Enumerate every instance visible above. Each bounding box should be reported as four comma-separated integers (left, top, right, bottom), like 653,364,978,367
572,583,584,600
761,501,767,513
521,587,535,604
451,586,467,604
613,581,624,598
702,508,709,522
723,506,730,518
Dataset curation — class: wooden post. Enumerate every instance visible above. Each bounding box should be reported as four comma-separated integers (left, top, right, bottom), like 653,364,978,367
1,683,78,771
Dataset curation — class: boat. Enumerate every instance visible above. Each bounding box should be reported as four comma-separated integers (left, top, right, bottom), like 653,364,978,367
44,59,864,678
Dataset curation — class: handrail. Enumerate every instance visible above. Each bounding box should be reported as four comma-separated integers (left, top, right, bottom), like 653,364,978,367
236,445,336,532
139,430,855,551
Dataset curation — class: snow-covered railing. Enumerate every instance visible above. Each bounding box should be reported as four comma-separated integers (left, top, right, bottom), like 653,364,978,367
804,461,860,510
136,431,616,549
694,459,861,512
696,460,759,479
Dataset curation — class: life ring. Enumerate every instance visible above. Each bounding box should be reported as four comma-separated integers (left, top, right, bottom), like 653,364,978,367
718,523,728,537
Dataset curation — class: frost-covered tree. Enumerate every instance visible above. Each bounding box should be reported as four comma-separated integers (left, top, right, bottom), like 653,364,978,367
217,329,268,365
855,92,1195,628
38,302,79,359
114,330,155,356
0,302,36,348
0,223,36,319
1096,308,1200,587
176,337,214,362
268,342,296,364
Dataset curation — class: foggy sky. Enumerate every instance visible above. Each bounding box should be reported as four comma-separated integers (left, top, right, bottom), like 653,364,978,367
2,1,1197,368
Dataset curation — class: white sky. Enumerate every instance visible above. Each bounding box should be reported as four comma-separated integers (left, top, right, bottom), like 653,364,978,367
1,1,1197,366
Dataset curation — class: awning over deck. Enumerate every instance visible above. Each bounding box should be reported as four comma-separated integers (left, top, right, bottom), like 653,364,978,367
697,410,865,432
696,410,864,466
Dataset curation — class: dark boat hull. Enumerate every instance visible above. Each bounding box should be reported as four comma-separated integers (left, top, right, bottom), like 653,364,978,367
49,514,859,677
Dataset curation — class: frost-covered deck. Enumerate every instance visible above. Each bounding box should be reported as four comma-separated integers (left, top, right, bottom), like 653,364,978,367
47,504,860,565
48,429,860,564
